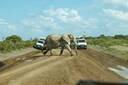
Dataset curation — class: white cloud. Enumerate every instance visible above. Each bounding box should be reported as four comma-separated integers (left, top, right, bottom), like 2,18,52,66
102,0,128,7
0,18,16,31
103,9,128,21
0,19,8,25
7,24,16,31
101,8,128,35
22,8,97,34
43,8,82,22
22,15,60,30
0,18,19,39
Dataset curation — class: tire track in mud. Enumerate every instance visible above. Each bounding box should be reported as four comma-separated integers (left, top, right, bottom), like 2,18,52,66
81,49,128,68
0,50,40,72
9,56,73,85
0,48,127,85
0,55,73,85
79,49,128,80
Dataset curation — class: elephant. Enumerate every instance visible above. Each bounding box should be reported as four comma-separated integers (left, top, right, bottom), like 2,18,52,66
42,34,77,56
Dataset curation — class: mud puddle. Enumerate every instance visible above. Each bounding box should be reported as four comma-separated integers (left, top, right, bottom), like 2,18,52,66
108,65,128,80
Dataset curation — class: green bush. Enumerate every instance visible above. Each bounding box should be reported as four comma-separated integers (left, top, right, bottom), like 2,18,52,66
0,35,35,53
5,35,22,43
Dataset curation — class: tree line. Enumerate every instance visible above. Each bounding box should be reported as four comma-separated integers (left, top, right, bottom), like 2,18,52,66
86,34,128,39
86,34,128,47
0,34,127,52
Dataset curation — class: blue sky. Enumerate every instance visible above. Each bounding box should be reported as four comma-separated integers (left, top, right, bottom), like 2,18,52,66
0,0,128,40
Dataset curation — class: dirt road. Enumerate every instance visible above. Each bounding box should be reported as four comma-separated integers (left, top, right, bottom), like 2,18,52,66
0,48,127,85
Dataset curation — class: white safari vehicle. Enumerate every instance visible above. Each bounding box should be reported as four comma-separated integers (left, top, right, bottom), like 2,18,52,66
33,38,45,50
76,38,87,49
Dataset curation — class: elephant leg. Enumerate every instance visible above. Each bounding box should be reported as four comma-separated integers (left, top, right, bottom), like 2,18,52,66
59,46,64,56
41,46,46,54
41,50,44,54
50,49,53,56
43,48,49,55
65,44,73,56
75,45,78,56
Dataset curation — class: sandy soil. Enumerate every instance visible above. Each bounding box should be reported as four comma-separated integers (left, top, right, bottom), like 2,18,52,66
0,48,37,61
0,48,127,85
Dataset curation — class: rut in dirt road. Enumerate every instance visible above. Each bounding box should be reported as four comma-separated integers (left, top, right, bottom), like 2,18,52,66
0,49,127,85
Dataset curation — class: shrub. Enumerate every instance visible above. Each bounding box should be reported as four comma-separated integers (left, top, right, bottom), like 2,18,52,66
0,35,35,53
5,35,22,43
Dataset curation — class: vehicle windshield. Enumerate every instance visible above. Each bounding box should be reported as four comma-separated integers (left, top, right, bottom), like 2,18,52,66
38,40,44,43
78,40,85,43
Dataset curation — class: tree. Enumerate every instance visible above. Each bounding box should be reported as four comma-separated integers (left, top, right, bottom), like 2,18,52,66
98,34,106,38
114,35,128,39
5,35,22,43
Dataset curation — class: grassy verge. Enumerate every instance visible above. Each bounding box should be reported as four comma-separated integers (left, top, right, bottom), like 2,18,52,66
87,35,128,61
89,45,128,61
